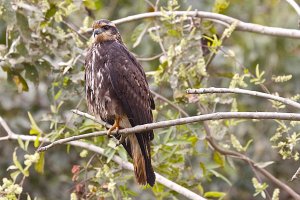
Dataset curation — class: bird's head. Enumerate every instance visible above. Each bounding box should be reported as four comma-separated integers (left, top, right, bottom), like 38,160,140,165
92,19,123,43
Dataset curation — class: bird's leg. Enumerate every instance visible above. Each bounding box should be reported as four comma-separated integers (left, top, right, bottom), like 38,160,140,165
107,116,120,136
107,116,128,146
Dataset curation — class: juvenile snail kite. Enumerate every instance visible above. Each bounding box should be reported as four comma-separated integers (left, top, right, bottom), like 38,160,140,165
85,19,155,186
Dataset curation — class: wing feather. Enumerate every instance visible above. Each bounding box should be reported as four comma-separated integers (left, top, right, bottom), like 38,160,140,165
106,41,155,185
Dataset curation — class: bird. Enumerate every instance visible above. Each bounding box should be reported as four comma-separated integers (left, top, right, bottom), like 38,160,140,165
84,19,156,186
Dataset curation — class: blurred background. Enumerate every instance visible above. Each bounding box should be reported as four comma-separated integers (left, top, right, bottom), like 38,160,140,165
0,0,300,199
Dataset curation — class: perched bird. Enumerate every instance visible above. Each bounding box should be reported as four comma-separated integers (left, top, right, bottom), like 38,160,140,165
85,19,156,186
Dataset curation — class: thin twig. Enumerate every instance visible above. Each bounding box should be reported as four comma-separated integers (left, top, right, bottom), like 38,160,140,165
137,53,163,61
291,166,300,181
0,124,205,200
38,111,300,152
0,116,14,136
151,91,189,117
187,87,300,110
71,109,111,129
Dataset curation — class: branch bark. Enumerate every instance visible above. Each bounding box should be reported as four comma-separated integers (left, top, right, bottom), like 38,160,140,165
0,117,205,200
38,111,300,152
109,11,300,38
285,0,300,18
206,135,300,199
186,87,300,110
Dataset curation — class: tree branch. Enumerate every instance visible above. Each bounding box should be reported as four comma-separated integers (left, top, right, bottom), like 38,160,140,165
285,0,300,18
151,90,189,117
71,109,111,128
108,11,300,38
205,135,300,199
0,116,14,137
0,118,205,200
38,111,300,152
186,87,300,110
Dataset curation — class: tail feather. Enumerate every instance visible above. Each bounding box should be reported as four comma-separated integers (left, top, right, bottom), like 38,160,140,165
128,134,155,186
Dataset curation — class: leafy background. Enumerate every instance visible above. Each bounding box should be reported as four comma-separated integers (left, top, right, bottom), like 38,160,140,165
0,0,300,199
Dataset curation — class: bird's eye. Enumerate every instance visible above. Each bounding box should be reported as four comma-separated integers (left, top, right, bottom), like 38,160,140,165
102,25,110,30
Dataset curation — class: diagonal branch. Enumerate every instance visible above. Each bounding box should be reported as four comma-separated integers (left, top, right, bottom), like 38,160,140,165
0,118,206,200
71,109,111,128
206,135,300,199
186,87,300,110
151,90,189,117
38,111,300,152
0,116,14,137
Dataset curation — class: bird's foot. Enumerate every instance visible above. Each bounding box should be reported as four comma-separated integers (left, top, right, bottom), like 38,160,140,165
107,126,119,136
107,117,120,136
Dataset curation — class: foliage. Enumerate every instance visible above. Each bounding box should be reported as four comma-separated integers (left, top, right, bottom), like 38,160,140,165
0,0,300,199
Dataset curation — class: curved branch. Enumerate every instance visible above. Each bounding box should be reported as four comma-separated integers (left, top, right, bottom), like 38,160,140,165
0,119,205,200
206,136,300,199
186,87,300,110
109,11,300,38
38,111,300,152
285,0,300,17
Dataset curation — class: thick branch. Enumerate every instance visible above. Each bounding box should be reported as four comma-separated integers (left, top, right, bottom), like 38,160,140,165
0,120,205,200
186,87,300,110
109,11,300,38
38,111,300,152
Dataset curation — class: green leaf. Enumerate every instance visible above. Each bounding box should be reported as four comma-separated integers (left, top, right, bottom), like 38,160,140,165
83,0,102,10
1,0,16,27
80,149,88,158
28,112,42,136
210,169,232,186
212,0,230,13
199,162,207,177
13,149,23,171
162,128,173,143
45,3,57,19
17,136,25,150
13,149,29,176
105,148,116,163
117,146,128,161
54,89,62,100
25,64,39,84
167,29,181,37
16,12,31,40
10,171,21,182
34,152,45,174
131,23,148,48
213,151,225,167
34,135,40,148
9,72,29,92
204,191,226,198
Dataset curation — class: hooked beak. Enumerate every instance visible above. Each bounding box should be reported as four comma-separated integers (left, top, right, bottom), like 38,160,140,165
93,28,103,37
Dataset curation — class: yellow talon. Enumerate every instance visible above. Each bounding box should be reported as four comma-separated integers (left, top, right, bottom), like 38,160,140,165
107,116,120,136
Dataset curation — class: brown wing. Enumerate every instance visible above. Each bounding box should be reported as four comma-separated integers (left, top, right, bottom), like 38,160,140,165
106,41,155,186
